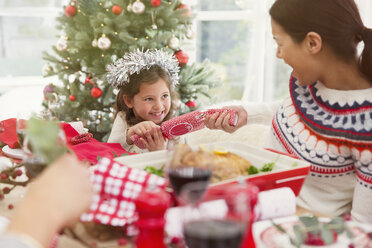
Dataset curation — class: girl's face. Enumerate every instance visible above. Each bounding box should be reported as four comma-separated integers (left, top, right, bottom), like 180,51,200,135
124,78,171,124
271,20,320,86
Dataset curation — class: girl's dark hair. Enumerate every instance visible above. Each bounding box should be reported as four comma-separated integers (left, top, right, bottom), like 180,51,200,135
269,0,372,84
115,65,178,126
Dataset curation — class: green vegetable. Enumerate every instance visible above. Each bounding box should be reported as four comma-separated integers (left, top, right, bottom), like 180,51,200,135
144,166,164,177
261,162,275,172
247,166,259,175
261,155,280,172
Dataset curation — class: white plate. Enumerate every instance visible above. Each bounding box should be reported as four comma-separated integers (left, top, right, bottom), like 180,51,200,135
253,216,372,248
2,145,25,159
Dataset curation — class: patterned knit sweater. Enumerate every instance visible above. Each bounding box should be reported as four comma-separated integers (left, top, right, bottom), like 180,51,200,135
244,76,372,223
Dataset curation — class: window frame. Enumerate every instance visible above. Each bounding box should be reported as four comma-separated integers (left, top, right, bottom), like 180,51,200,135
193,0,269,102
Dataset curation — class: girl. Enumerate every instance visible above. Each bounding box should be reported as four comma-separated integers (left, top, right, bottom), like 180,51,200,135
106,49,180,153
206,0,372,223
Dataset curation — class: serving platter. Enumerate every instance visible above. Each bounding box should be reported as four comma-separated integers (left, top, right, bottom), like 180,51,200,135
115,142,311,196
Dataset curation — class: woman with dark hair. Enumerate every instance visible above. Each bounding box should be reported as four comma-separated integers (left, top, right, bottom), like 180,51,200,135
205,0,372,223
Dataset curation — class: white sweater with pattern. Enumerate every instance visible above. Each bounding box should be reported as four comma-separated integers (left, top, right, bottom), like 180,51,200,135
243,77,372,223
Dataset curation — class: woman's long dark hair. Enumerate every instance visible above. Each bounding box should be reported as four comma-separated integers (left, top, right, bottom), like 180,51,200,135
114,65,178,126
270,0,372,84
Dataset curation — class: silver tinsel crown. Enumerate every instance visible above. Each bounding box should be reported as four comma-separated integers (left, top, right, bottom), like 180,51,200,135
106,49,180,89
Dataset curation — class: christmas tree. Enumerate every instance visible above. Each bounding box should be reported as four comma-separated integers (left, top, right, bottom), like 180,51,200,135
42,0,220,141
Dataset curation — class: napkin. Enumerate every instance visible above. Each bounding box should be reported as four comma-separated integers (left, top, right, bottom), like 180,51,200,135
0,118,20,149
80,157,167,226
61,123,133,164
131,108,238,149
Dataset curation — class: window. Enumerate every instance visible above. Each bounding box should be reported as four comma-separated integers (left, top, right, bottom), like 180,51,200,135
0,0,62,93
194,0,266,102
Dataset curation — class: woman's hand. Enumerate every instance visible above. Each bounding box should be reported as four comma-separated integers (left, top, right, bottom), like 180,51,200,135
204,105,248,133
140,126,166,151
7,154,93,247
126,121,158,145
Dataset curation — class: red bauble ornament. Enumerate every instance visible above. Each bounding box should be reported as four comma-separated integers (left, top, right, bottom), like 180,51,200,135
112,5,123,15
85,77,91,84
174,50,189,66
176,3,191,16
69,95,76,101
151,0,161,7
65,5,77,17
185,100,196,108
91,87,102,98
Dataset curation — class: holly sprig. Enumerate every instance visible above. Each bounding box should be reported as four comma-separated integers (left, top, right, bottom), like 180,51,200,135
272,215,354,247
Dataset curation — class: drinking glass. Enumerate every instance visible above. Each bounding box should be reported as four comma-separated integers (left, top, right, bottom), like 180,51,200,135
182,182,251,248
16,111,33,149
165,142,214,206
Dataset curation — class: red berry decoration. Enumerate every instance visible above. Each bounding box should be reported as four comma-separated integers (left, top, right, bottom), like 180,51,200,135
91,87,102,98
0,173,7,180
112,5,123,15
69,95,76,101
151,0,162,7
185,100,196,108
3,187,10,194
174,50,189,66
176,3,192,16
15,169,23,177
8,204,13,210
65,5,77,17
85,77,91,84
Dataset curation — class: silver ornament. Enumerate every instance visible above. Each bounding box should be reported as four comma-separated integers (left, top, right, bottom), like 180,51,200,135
168,36,180,50
127,3,132,12
132,0,145,14
92,38,98,47
56,37,68,51
42,63,53,76
97,36,111,50
152,24,158,30
186,28,194,39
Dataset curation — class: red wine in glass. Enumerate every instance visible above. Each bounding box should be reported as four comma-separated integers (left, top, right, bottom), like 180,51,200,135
23,156,47,179
168,166,211,203
183,219,245,248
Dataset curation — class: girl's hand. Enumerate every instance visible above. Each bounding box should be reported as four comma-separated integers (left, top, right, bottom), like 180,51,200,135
140,126,166,151
126,121,158,144
204,105,248,133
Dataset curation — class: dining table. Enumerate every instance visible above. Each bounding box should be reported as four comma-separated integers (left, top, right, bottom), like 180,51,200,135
0,118,339,248
0,175,329,248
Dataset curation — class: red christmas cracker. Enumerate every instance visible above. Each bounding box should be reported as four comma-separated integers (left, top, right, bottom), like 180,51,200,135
131,108,237,149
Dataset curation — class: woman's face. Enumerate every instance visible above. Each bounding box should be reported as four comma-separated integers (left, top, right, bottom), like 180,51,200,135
124,78,171,124
271,20,320,86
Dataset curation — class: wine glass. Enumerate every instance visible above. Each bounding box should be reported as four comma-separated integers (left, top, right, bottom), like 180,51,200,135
21,115,66,179
16,111,33,149
182,181,251,248
165,142,214,206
